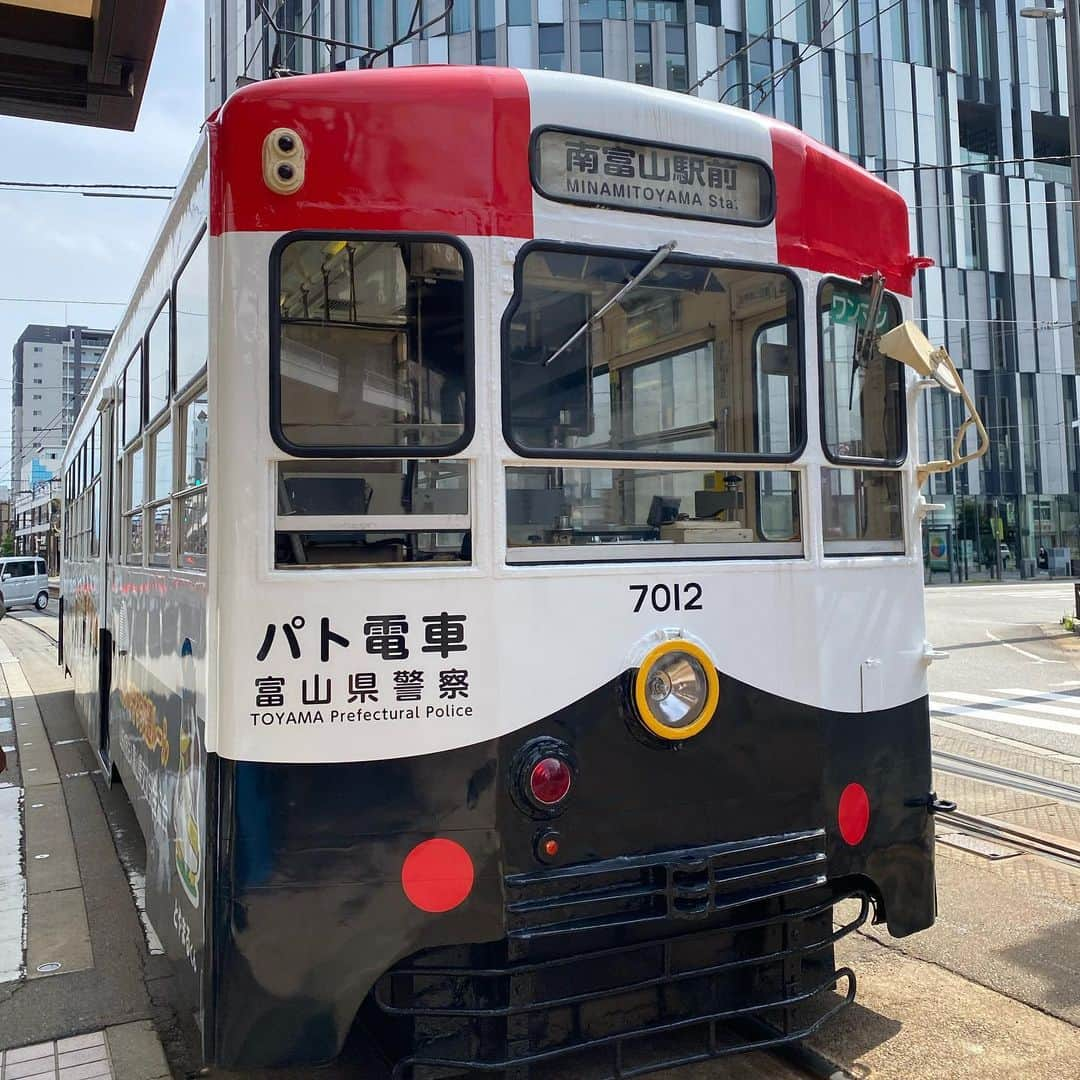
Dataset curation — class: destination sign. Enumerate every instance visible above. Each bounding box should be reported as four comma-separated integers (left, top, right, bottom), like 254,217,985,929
533,128,773,225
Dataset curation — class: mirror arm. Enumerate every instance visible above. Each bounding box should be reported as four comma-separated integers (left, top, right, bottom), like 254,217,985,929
914,351,989,487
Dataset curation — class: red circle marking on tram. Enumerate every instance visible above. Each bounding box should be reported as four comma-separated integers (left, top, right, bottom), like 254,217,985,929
838,783,871,846
401,838,475,913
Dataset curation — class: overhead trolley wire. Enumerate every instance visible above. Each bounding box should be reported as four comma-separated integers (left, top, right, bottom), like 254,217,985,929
874,154,1080,175
0,296,129,306
685,0,815,94
751,0,859,112
750,0,905,112
0,181,175,190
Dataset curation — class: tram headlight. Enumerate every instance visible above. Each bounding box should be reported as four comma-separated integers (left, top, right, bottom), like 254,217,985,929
633,640,719,741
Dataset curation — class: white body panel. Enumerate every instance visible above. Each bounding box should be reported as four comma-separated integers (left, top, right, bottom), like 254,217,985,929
214,225,923,765
61,74,927,772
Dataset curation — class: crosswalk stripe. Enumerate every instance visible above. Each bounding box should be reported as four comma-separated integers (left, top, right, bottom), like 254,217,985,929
934,689,1080,721
996,688,1080,707
930,701,1080,737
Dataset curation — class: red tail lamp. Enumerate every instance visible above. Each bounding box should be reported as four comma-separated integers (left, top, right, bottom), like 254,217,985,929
838,783,871,846
529,757,572,806
401,838,474,913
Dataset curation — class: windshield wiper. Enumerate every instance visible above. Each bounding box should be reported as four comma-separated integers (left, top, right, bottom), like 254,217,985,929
848,270,886,410
543,241,678,368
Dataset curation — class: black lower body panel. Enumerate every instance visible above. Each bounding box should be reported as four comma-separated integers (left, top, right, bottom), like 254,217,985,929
374,834,869,1078
207,672,935,1068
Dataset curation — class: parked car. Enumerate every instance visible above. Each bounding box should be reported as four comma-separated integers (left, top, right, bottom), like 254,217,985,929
0,556,49,610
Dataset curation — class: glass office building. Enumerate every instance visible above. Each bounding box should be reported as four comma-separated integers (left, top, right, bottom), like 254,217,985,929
209,1,1080,578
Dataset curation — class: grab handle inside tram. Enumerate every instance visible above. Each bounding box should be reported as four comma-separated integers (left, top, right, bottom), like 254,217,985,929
878,320,990,482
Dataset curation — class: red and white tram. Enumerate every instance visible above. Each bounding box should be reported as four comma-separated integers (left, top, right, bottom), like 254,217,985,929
60,66,980,1073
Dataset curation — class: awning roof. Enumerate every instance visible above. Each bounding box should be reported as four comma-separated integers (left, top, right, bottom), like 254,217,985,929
0,0,165,130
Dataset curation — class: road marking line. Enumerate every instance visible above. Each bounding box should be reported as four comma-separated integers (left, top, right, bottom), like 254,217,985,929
937,689,1080,720
985,629,1065,663
930,701,1080,737
997,687,1080,706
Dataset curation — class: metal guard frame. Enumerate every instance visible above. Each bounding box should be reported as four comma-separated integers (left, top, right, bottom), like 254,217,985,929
374,887,870,1078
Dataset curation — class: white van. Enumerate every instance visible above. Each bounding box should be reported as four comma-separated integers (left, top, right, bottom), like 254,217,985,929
0,557,50,611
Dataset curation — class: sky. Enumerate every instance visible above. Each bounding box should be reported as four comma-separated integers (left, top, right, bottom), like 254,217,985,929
0,0,206,493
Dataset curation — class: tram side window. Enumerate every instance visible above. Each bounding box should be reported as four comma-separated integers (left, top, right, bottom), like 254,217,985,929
176,230,209,392
178,387,208,570
504,247,801,460
273,238,470,454
123,347,143,447
123,445,145,565
148,422,173,566
275,459,469,568
86,419,101,558
63,429,99,562
819,280,904,463
147,298,171,421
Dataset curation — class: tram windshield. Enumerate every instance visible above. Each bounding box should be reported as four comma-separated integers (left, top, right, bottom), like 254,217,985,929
819,279,904,463
274,238,469,453
503,245,803,560
505,246,801,459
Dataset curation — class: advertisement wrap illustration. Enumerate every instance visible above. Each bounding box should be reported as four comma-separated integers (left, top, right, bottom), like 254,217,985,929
173,640,203,909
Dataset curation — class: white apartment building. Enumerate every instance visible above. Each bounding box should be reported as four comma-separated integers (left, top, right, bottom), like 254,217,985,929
11,324,111,568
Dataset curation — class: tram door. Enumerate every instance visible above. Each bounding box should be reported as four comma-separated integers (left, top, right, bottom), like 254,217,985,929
92,397,117,771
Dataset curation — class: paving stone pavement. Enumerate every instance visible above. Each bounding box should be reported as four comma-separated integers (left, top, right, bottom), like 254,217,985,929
0,1024,170,1080
1,1031,112,1080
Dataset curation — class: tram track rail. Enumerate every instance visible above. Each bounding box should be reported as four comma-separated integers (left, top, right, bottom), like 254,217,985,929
938,809,1080,873
933,749,1080,872
5,610,58,647
933,749,1080,807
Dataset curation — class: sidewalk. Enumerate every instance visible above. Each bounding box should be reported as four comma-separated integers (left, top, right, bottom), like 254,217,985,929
0,619,195,1079
925,572,1077,587
1,1023,170,1080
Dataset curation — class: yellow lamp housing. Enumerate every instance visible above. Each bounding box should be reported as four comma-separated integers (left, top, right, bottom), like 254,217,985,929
633,640,720,741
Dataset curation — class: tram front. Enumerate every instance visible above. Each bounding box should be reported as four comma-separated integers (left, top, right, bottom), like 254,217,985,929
206,66,979,1073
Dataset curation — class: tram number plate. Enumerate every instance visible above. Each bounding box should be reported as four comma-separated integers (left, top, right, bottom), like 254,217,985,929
630,583,702,613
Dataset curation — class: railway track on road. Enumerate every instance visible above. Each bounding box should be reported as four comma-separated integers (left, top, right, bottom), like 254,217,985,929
934,749,1080,871
5,610,58,647
939,809,1080,872
933,749,1080,806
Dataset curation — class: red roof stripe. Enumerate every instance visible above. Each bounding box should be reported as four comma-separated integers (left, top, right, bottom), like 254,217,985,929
209,67,533,239
207,67,916,298
768,120,916,296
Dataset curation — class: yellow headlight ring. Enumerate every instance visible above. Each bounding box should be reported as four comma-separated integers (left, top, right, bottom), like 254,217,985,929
633,639,720,741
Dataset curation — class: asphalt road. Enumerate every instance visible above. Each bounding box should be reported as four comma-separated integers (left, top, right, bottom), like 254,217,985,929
925,582,1080,757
